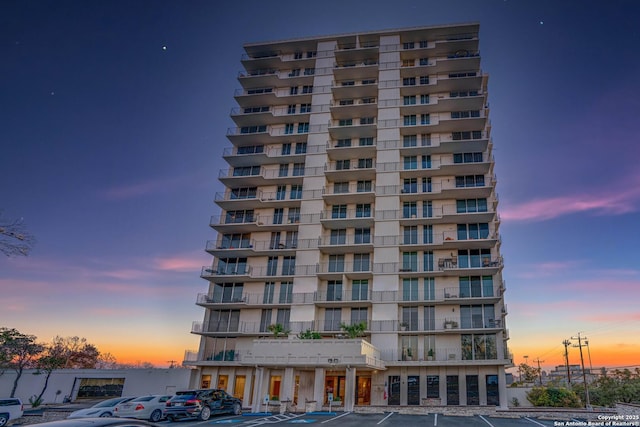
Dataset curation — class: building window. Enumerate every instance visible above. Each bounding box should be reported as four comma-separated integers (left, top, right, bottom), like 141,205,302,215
359,137,374,146
334,182,349,194
287,104,297,114
287,207,300,224
304,68,315,75
354,228,371,244
300,103,311,113
273,208,284,224
402,278,418,301
350,307,368,324
336,138,351,147
423,224,433,244
420,76,429,85
267,256,278,276
332,204,347,218
356,203,371,217
211,283,243,303
297,122,309,133
388,376,400,405
419,57,429,66
302,85,313,94
327,280,343,301
263,282,274,304
324,308,342,331
336,159,350,170
402,252,417,272
403,178,417,193
403,77,416,86
403,41,415,49
403,226,418,244
284,123,294,134
420,94,430,104
421,113,430,125
456,198,488,213
453,152,483,163
446,376,459,406
460,304,495,328
424,277,435,301
457,223,490,240
403,135,417,147
260,309,272,332
458,249,492,268
208,310,240,333
486,375,500,406
403,202,417,218
329,254,345,272
403,156,417,170
360,117,374,125
426,375,439,398
276,308,290,330
292,163,305,176
295,142,307,154
290,86,298,95
279,281,293,303
467,376,480,406
402,306,418,330
403,115,417,126
461,334,497,360
282,256,296,275
403,95,416,105
289,68,300,77
290,185,302,199
455,175,485,188
276,185,286,200
459,276,494,298
279,164,289,177
330,229,347,245
282,143,291,155
358,158,373,169
424,305,436,331
423,200,433,218
353,253,370,271
357,180,372,192
352,280,369,300
338,119,353,127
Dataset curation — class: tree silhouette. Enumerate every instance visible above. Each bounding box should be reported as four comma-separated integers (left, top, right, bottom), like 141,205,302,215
0,212,36,256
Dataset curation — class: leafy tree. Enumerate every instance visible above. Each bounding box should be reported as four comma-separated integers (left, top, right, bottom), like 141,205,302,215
0,327,44,397
33,341,68,402
0,212,36,256
339,321,367,338
527,386,582,408
518,363,541,384
578,368,640,407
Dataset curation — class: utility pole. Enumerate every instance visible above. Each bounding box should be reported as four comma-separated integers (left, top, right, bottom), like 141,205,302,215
533,358,545,385
571,333,591,410
585,339,593,371
562,339,572,385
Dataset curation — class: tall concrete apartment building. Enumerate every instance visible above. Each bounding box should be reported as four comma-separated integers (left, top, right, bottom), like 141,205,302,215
186,23,512,411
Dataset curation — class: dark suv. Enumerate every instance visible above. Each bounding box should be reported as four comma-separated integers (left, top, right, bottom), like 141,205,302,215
164,389,241,421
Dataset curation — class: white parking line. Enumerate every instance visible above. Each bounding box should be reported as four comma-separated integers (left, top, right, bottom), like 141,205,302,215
434,413,438,426
377,412,394,425
321,411,352,424
525,417,548,426
479,415,496,427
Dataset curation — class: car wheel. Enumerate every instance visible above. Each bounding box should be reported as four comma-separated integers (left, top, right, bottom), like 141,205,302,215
99,412,112,417
199,406,211,421
149,409,162,422
0,414,8,427
232,402,241,415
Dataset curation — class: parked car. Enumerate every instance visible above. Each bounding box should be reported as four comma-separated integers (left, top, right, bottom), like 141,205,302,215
68,397,137,419
18,418,158,427
114,395,172,422
164,389,241,421
0,398,23,427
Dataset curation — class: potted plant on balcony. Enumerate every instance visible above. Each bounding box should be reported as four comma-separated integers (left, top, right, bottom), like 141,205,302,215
405,348,413,361
444,320,458,329
427,348,434,361
339,321,367,338
267,323,290,338
399,322,408,331
297,329,322,339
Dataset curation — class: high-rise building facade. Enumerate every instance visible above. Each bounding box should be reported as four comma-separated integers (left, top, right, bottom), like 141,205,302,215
185,23,512,411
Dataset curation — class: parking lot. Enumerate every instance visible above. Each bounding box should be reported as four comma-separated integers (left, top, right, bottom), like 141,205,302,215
154,411,584,427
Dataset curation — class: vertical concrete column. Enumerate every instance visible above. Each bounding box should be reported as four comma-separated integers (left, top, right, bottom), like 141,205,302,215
313,367,325,406
479,372,488,406
250,367,263,413
282,367,295,402
344,367,356,412
458,369,467,406
498,368,508,409
439,367,447,405
244,370,254,408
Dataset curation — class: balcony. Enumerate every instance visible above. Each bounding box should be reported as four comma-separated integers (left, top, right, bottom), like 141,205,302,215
369,317,500,334
241,338,385,369
230,104,315,127
196,292,294,308
331,79,378,100
226,123,324,145
327,118,377,140
371,258,502,277
330,97,378,119
317,235,374,254
191,320,263,337
222,144,325,168
201,265,251,283
310,290,372,307
322,183,375,204
369,288,501,305
324,160,376,181
319,209,374,229
333,60,379,81
316,261,373,280
326,139,376,160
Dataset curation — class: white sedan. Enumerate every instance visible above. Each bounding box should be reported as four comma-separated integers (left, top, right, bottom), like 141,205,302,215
114,395,173,422
68,397,137,419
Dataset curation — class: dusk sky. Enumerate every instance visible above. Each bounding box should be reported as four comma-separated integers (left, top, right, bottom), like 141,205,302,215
2,0,639,371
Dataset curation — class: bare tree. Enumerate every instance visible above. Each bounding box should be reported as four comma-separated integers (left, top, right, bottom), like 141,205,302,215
0,212,36,256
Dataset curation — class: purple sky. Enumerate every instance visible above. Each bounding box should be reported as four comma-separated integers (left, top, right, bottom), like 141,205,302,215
2,0,639,369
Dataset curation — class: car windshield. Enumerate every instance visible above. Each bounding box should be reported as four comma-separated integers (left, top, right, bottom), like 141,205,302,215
94,398,130,408
131,396,154,402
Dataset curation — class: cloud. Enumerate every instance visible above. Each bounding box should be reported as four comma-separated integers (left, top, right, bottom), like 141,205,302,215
514,260,584,279
154,252,208,272
501,174,640,222
101,174,194,200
